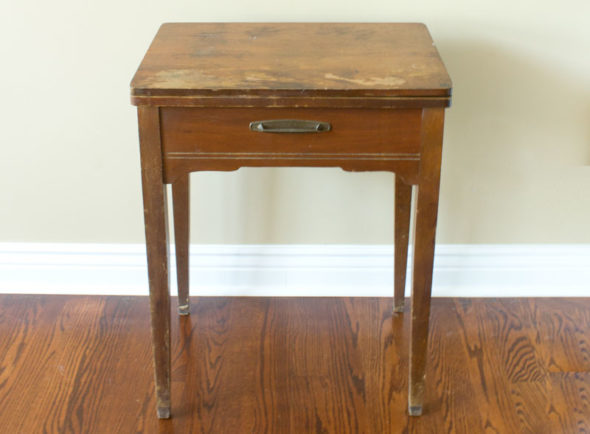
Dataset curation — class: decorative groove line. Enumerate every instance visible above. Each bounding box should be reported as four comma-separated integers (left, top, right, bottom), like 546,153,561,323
165,152,421,161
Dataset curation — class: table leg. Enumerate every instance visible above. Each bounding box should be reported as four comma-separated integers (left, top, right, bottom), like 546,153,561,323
138,106,172,419
394,176,412,313
408,108,445,416
172,175,190,315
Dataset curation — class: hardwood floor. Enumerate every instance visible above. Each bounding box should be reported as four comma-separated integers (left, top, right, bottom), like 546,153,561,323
0,296,588,433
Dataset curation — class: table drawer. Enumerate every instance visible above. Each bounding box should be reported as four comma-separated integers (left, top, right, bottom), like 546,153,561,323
160,107,422,157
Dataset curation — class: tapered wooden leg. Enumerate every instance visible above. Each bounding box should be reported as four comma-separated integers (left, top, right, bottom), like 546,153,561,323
172,175,190,316
408,108,445,416
138,106,171,419
394,176,412,313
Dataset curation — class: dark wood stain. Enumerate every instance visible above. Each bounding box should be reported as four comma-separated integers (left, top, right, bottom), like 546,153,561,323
0,296,589,433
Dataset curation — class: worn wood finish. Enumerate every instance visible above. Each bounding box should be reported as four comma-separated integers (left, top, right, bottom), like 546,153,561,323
138,106,172,418
394,176,412,313
130,23,451,105
1,295,589,433
132,23,452,417
172,174,190,315
408,108,445,415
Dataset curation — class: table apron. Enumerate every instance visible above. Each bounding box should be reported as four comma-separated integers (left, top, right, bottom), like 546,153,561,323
159,106,424,184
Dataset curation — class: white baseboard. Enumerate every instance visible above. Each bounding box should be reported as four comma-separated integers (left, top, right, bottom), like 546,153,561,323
0,243,589,297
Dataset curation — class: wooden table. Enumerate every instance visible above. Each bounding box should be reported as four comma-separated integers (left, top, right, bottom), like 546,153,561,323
130,22,452,419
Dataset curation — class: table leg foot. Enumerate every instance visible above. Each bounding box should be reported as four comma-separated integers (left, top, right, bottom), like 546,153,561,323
157,406,171,419
408,405,423,416
178,304,190,316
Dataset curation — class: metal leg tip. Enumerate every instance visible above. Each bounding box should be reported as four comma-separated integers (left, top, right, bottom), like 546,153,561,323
408,405,423,416
178,304,190,316
393,302,405,313
157,407,171,419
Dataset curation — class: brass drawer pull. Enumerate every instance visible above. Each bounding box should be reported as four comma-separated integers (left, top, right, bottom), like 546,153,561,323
249,119,331,133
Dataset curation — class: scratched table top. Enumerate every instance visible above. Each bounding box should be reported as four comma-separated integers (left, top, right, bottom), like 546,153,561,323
130,23,451,101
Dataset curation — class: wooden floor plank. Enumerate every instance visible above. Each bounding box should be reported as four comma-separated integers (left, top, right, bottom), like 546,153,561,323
448,299,501,433
548,372,590,432
412,299,485,433
0,295,589,433
528,298,590,373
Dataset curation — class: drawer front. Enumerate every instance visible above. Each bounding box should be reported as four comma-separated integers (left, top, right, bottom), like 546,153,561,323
160,107,422,157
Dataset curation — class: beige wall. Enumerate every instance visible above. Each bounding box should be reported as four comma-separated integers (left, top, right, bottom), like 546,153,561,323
1,1,589,244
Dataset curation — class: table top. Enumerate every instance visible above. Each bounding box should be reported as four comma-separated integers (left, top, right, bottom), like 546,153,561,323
130,23,451,105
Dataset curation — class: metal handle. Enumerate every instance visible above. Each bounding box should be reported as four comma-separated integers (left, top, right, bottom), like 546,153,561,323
249,119,331,133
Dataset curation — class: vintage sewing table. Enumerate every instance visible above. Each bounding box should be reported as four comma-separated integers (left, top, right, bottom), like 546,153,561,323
130,22,451,418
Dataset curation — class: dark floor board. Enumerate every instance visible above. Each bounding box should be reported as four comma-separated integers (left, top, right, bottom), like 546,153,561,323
0,295,589,433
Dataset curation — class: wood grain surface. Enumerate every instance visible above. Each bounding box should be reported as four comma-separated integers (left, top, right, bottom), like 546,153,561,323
0,296,588,433
130,23,452,103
